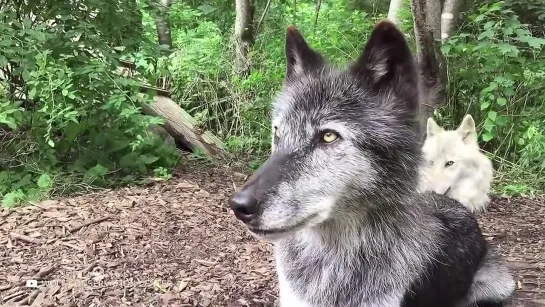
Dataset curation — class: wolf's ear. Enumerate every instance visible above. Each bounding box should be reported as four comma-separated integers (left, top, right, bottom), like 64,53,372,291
351,20,418,111
426,117,443,138
285,26,324,79
457,114,477,142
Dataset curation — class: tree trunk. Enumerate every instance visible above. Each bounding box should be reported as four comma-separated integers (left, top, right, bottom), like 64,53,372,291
387,0,403,24
441,0,463,41
234,0,255,77
411,0,448,140
425,0,442,39
154,0,173,51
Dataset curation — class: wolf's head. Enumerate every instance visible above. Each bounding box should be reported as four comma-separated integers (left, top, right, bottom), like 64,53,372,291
420,114,480,194
229,21,422,240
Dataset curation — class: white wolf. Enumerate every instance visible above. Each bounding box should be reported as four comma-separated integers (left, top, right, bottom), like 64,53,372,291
419,114,494,213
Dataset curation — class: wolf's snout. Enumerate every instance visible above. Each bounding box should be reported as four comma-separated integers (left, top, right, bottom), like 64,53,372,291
229,188,259,224
229,154,287,225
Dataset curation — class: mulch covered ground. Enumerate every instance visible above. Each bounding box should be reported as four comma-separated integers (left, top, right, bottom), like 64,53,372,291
1,161,543,306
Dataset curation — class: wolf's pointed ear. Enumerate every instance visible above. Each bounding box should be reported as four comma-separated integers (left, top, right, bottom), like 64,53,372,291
457,114,477,142
426,117,443,138
285,26,324,79
350,21,418,110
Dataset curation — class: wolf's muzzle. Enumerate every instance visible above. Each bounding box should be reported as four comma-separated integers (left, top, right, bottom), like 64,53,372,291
229,152,291,225
230,188,259,224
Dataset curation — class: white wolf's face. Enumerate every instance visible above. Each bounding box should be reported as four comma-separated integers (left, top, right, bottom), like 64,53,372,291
421,115,479,195
228,21,422,241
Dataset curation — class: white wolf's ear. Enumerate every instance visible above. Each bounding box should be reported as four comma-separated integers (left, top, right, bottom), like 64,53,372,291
457,114,477,142
350,20,419,115
284,26,324,80
426,117,443,138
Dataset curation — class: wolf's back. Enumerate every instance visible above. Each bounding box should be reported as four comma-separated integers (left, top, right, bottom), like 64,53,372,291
402,192,515,306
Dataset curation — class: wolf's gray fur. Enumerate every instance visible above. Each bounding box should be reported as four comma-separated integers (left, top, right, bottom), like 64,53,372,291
229,21,515,306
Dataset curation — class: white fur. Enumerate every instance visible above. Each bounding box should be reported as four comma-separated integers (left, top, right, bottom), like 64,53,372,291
419,115,494,213
276,256,313,307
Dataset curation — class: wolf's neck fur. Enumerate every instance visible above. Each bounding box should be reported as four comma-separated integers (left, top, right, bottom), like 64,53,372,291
275,195,442,306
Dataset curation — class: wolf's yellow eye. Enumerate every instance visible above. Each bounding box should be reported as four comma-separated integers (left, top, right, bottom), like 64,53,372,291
322,131,339,143
445,161,454,167
273,126,281,138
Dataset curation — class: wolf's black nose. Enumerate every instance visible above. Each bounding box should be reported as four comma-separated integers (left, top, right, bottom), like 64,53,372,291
229,190,258,224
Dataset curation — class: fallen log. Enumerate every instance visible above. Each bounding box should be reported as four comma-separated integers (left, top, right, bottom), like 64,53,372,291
142,95,226,157
115,63,225,156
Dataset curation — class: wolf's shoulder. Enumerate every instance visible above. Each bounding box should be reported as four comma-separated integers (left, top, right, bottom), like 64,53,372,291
415,192,481,234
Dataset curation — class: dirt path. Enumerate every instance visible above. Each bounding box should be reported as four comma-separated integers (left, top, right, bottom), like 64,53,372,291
1,162,543,306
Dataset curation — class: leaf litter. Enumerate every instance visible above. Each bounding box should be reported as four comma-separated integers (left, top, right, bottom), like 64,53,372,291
0,161,543,306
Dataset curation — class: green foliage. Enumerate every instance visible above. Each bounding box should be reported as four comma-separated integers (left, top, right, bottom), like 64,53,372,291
440,1,545,193
2,0,544,205
140,0,543,194
0,0,180,207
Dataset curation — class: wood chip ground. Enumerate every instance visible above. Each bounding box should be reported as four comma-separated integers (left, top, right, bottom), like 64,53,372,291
1,162,543,306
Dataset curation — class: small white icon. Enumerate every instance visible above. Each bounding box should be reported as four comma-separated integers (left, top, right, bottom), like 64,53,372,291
26,280,38,288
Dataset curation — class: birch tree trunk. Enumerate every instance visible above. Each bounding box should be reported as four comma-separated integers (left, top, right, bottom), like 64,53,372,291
154,0,173,50
234,0,255,77
441,0,463,41
387,0,404,24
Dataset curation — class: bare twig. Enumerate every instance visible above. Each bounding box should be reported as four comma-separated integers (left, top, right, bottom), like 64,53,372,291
3,290,26,302
254,0,272,37
34,265,56,279
60,242,84,251
68,216,111,233
506,261,542,270
0,265,55,291
20,289,40,305
313,0,322,34
9,232,43,244
83,261,98,274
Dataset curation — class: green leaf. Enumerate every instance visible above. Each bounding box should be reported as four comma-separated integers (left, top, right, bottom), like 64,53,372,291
484,118,495,131
37,174,52,189
495,115,509,126
496,97,507,106
87,164,109,177
482,82,497,94
47,139,55,147
139,154,159,165
2,190,25,207
0,117,17,130
0,55,8,66
527,37,545,49
503,87,515,96
197,5,217,15
487,111,497,122
482,132,494,142
480,101,491,111
29,87,37,99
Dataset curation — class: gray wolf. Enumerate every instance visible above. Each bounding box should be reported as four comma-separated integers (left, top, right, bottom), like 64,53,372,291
229,20,515,307
418,115,494,213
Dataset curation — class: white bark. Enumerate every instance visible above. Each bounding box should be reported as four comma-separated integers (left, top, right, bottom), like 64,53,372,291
441,0,463,41
387,0,404,24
